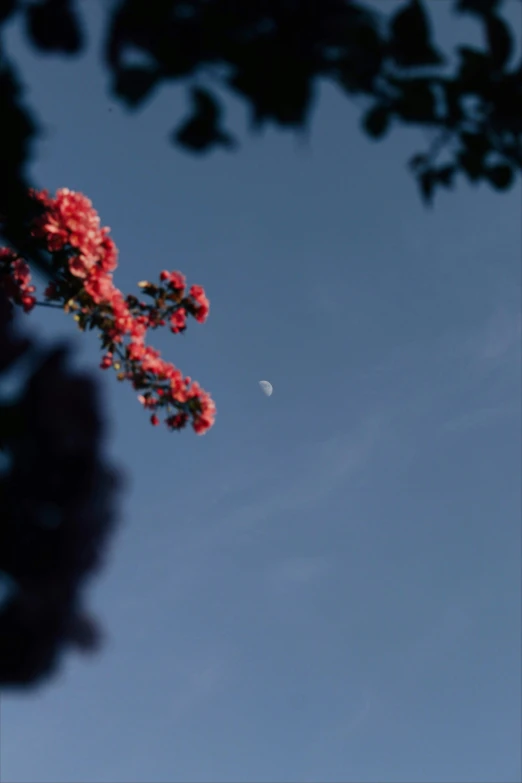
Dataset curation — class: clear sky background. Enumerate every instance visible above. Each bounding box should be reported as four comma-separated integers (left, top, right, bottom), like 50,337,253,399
1,2,521,782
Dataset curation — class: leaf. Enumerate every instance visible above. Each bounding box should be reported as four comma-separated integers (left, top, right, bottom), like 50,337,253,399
485,13,513,70
0,402,26,444
419,170,436,204
229,55,312,128
458,131,491,180
435,164,457,188
331,15,385,94
441,81,463,127
486,164,514,189
113,66,159,108
458,150,485,181
409,153,428,171
392,78,436,123
0,0,16,24
191,87,220,123
362,104,390,138
26,0,83,55
389,0,443,67
457,46,492,90
172,87,236,153
391,0,426,44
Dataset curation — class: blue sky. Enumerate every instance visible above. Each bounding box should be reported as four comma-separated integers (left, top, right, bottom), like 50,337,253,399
1,2,521,782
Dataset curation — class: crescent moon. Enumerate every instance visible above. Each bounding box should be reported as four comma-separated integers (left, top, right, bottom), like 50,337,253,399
259,380,273,397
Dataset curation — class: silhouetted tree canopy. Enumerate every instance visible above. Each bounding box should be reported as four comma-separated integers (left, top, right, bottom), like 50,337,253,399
1,0,521,255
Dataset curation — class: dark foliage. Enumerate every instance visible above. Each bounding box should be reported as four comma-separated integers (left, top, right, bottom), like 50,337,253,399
0,294,121,689
0,0,519,239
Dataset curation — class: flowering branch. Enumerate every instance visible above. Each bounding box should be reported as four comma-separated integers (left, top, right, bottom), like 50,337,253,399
0,188,215,434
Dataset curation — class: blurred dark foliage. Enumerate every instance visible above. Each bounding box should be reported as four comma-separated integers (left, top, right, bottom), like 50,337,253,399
0,0,520,245
0,292,121,689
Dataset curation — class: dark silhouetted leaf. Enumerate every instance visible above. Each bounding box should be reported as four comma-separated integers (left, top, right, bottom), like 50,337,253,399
0,0,16,24
441,80,463,127
113,66,159,107
190,87,220,124
362,104,390,138
461,131,490,155
457,133,491,182
419,169,436,204
485,13,513,70
409,153,428,171
435,164,457,188
173,121,236,153
229,53,312,128
488,73,522,132
333,12,385,94
486,163,514,189
172,86,236,153
458,151,485,181
457,46,492,90
392,78,436,123
0,61,40,230
26,0,83,55
389,0,443,66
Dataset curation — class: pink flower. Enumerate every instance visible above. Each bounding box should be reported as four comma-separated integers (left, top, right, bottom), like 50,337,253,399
83,271,117,305
0,251,36,312
168,271,186,290
189,284,210,323
100,353,113,369
169,307,186,333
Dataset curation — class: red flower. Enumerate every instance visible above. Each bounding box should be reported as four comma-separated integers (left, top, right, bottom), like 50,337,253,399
168,271,186,290
189,284,210,323
0,250,36,312
83,271,117,305
100,353,113,369
169,307,186,333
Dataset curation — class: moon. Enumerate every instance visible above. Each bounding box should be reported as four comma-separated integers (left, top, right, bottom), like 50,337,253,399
259,380,273,397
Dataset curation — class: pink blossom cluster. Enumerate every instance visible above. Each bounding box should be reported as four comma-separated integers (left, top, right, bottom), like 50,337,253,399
0,188,215,434
0,248,37,312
